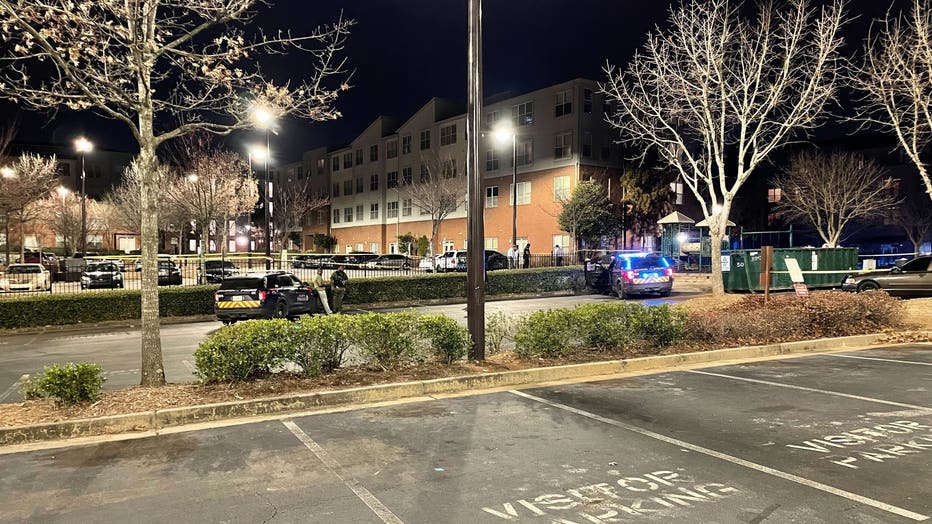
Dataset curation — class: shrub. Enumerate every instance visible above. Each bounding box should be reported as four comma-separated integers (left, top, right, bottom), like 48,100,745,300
22,362,105,404
417,314,471,364
291,314,356,376
352,311,419,369
634,305,688,349
194,319,295,383
571,303,639,351
514,308,576,358
485,311,516,353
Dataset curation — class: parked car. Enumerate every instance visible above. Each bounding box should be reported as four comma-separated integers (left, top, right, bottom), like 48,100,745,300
610,252,674,298
435,250,466,272
842,255,932,297
291,254,317,269
365,254,413,270
484,250,509,271
435,250,509,272
135,254,174,272
81,261,124,289
418,255,439,272
349,251,380,264
157,260,183,286
204,260,239,283
21,251,56,265
104,258,126,272
214,271,321,324
322,254,359,269
0,263,52,292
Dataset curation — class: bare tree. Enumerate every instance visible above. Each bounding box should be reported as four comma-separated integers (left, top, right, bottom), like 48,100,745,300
858,0,932,202
0,1,353,385
893,181,932,253
0,153,60,260
399,153,466,256
602,0,845,294
271,178,328,251
775,152,897,247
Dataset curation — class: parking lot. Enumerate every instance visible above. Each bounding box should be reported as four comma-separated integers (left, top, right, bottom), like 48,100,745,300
1,343,929,523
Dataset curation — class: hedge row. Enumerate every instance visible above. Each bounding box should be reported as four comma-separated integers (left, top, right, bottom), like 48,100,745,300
0,268,583,330
0,286,219,330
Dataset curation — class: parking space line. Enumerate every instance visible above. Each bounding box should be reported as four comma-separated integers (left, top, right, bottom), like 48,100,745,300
686,370,931,411
282,420,405,524
826,354,932,366
509,390,930,522
0,380,21,402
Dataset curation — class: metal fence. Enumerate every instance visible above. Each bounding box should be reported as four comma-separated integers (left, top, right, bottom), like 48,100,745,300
0,251,583,299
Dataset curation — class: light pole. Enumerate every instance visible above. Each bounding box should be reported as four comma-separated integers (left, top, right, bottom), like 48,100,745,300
248,144,269,268
55,186,72,254
252,107,276,270
493,124,518,251
74,137,93,256
465,0,485,359
0,167,13,265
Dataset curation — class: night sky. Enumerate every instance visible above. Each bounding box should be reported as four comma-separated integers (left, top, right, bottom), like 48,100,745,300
0,0,912,163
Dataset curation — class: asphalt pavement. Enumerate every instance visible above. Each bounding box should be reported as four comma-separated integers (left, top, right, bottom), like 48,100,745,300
0,292,698,403
0,343,929,523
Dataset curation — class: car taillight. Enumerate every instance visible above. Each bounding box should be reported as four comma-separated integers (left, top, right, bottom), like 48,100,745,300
214,292,219,302
664,268,673,277
624,270,636,282
258,290,267,302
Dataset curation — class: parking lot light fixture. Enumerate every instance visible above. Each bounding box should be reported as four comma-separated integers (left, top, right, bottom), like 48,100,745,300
0,167,14,178
250,106,276,270
56,185,70,198
74,137,93,256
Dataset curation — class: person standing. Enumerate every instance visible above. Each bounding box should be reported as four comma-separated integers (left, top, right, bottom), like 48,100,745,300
330,264,348,313
554,244,564,267
506,244,516,269
523,243,531,269
311,268,333,315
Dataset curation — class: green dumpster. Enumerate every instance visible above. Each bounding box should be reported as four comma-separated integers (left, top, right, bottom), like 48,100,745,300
722,248,858,292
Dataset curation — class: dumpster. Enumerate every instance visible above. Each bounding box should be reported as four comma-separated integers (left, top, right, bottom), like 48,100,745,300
722,247,858,292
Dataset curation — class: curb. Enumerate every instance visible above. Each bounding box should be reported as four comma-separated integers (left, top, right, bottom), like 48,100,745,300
2,331,919,447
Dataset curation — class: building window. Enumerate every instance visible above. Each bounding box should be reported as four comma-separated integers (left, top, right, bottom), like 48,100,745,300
767,188,782,203
344,180,353,196
343,153,353,169
333,209,341,224
486,149,500,171
355,149,363,165
370,144,379,162
440,124,457,146
583,89,592,114
420,129,431,150
370,173,379,191
387,171,398,189
370,203,379,219
442,159,457,178
603,99,613,117
517,138,533,165
554,132,573,159
402,135,412,154
553,234,570,252
511,181,531,205
582,132,592,158
555,89,572,117
402,167,413,185
601,136,611,160
487,110,501,127
485,237,498,250
486,186,499,208
553,176,570,201
402,198,412,217
344,207,353,223
420,164,430,183
356,204,364,221
512,101,533,127
317,210,327,225
316,159,326,175
356,177,364,193
387,140,398,159
387,201,399,219
670,182,684,205
332,183,340,198
332,157,340,171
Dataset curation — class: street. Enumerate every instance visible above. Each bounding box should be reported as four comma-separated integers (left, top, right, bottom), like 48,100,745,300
0,344,929,523
0,292,698,403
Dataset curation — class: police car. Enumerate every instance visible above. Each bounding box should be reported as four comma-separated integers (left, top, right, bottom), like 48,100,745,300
214,271,323,324
610,252,674,298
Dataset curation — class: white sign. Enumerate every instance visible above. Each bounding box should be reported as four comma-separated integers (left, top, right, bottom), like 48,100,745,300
811,251,819,271
784,258,805,283
721,255,731,272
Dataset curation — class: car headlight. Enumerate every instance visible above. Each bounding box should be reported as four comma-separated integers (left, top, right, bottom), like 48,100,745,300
844,276,855,284
81,276,90,282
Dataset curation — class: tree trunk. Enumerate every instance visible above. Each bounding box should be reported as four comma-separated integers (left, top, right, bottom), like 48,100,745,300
138,140,165,386
430,220,440,256
708,221,725,296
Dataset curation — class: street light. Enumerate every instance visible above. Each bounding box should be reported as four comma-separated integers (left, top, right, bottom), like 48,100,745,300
493,123,518,255
56,185,71,198
251,105,277,270
0,167,14,178
74,137,93,256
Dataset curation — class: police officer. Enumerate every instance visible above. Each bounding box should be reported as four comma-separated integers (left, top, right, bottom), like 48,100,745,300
330,264,348,313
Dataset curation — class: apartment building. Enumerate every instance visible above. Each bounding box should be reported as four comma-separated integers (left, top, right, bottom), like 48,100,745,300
303,78,623,254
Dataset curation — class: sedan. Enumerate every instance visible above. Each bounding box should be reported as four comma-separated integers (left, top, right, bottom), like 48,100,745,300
204,260,238,283
0,263,52,292
842,255,932,297
81,261,124,289
365,254,413,270
158,261,183,286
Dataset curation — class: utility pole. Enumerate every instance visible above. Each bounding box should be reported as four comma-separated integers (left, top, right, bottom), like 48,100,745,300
466,0,485,360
